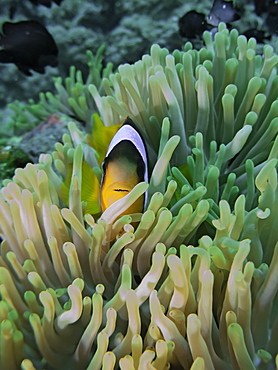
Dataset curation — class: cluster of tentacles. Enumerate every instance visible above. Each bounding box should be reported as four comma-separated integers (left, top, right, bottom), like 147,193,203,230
0,24,277,369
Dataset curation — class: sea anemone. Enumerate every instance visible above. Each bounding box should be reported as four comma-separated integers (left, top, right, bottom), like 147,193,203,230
0,24,277,369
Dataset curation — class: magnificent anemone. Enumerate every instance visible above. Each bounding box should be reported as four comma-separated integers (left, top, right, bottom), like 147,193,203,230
0,24,277,369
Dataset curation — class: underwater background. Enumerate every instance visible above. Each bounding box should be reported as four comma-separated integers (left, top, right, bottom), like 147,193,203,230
0,1,278,369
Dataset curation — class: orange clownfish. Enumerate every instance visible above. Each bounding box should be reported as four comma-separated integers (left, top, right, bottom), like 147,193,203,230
100,118,148,215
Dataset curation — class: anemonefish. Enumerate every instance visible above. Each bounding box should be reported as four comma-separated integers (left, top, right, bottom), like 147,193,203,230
28,0,64,7
100,118,148,215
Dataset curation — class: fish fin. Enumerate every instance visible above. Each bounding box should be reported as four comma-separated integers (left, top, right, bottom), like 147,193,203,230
59,163,73,206
81,161,101,214
60,161,101,214
16,64,33,76
89,113,122,165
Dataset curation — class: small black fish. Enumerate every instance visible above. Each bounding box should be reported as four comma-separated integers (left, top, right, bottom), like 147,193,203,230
266,0,278,35
28,0,64,7
207,0,241,27
179,11,207,39
269,0,278,16
243,28,271,43
0,20,58,75
253,0,268,16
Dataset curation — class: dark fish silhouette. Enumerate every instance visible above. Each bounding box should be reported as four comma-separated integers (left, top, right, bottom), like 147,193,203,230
268,0,278,16
28,0,64,7
207,0,241,26
266,0,278,35
179,11,207,39
243,28,271,43
0,20,58,75
253,0,268,15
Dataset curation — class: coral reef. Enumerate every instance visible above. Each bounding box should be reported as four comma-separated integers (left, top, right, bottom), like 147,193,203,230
0,0,275,124
0,45,111,185
0,0,193,110
0,24,278,369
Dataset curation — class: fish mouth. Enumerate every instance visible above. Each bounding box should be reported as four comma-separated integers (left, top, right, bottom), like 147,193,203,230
106,181,134,193
101,181,133,210
100,181,145,216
